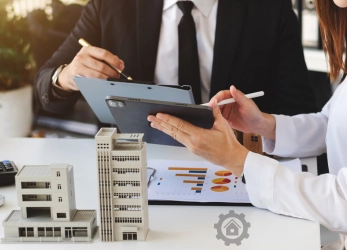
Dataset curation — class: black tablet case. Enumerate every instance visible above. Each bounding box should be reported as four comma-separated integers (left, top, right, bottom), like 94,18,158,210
106,96,214,147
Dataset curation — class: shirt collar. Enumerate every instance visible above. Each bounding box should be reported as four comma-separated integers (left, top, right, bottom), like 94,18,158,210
163,0,217,18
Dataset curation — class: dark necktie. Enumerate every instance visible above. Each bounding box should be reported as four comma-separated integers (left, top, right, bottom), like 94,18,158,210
177,1,202,104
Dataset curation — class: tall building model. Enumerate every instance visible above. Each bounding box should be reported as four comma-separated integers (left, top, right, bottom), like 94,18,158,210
2,164,97,243
95,128,149,241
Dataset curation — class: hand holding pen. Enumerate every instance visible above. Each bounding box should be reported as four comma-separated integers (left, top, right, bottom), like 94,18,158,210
78,39,132,80
55,38,129,92
208,86,272,136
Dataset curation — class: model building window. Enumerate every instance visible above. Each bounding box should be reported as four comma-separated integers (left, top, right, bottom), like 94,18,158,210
114,205,141,211
72,227,88,237
38,227,45,237
114,193,141,199
18,227,26,237
58,184,61,189
99,181,111,187
115,217,142,223
54,227,61,237
19,227,34,237
123,232,137,240
57,213,66,218
57,171,60,177
46,227,53,237
113,168,140,174
97,143,109,149
112,156,140,162
98,155,110,162
58,197,62,202
21,182,51,189
251,135,259,142
101,217,112,222
113,181,140,187
26,228,34,237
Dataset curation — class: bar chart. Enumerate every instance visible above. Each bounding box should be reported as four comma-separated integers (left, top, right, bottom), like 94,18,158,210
148,158,301,203
156,167,208,194
148,159,250,203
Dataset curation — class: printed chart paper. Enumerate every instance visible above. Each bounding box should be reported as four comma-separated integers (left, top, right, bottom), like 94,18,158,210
147,158,301,203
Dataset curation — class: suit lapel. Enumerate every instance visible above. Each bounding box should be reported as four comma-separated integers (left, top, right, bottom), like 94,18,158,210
136,0,163,81
210,0,247,97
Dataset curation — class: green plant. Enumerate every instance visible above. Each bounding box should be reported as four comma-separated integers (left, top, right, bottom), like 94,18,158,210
0,0,35,91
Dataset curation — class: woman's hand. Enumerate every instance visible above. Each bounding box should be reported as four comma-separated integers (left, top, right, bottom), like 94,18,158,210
147,105,249,176
211,86,276,141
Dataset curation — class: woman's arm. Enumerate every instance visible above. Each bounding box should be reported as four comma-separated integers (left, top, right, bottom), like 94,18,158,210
263,113,327,157
245,152,347,233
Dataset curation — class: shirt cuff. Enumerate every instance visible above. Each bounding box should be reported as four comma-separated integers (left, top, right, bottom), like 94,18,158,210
51,82,75,99
262,114,296,156
244,151,280,212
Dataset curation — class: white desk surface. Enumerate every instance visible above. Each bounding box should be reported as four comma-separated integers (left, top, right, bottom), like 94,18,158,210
0,138,320,250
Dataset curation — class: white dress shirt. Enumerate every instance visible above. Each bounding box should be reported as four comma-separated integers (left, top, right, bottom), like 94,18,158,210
243,79,347,250
154,0,218,103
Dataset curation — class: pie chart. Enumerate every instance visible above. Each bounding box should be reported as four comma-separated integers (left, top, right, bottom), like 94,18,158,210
211,186,229,192
212,178,231,184
215,170,232,176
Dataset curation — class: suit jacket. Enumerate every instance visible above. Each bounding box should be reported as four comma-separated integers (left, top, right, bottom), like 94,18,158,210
35,0,317,116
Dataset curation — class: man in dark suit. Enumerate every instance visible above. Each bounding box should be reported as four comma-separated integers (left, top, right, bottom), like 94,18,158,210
35,0,317,116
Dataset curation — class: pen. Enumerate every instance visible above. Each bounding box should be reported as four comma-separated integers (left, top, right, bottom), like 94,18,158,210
201,91,264,106
78,38,133,81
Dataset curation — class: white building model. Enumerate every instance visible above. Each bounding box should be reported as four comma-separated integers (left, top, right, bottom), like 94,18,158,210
95,128,149,241
2,164,97,243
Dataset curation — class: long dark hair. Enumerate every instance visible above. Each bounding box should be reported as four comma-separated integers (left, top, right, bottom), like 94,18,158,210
316,1,347,81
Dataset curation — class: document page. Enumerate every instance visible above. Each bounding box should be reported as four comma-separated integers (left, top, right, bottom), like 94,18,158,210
147,158,301,203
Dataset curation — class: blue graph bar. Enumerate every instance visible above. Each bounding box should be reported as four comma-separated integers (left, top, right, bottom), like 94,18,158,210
189,171,207,173
197,177,205,180
158,183,161,185
197,184,203,187
195,190,202,194
234,185,236,188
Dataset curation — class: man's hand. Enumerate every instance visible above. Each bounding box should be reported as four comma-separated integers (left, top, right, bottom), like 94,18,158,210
147,105,249,176
57,46,125,92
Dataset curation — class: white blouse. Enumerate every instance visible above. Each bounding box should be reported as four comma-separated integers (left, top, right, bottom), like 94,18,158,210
243,79,347,250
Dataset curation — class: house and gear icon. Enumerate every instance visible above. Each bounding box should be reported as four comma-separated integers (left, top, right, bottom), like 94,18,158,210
214,210,251,246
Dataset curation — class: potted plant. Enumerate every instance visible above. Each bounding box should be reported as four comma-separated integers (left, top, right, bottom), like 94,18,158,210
0,0,35,137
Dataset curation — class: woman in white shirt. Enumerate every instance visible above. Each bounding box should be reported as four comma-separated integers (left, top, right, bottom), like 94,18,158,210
148,0,347,249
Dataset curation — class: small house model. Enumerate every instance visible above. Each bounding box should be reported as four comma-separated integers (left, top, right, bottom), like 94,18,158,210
233,130,263,154
1,164,97,243
95,128,149,241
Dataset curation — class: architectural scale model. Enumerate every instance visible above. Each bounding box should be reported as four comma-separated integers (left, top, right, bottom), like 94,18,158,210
233,130,263,154
1,164,97,243
95,128,149,241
